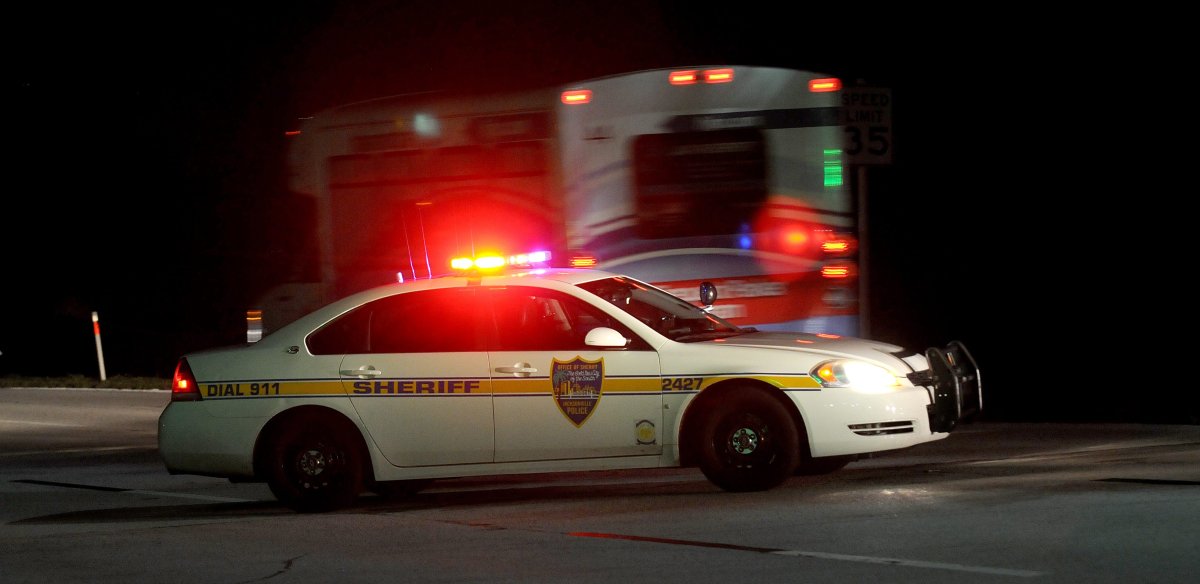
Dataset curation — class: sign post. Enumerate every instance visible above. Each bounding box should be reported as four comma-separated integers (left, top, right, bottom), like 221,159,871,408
841,87,893,338
842,87,892,165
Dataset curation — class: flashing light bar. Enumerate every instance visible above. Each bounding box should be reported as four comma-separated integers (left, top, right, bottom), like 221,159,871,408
509,250,551,265
809,78,842,92
451,250,553,272
473,255,506,269
561,89,592,105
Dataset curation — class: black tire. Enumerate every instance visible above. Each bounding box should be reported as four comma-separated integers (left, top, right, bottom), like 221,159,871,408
696,390,800,492
265,414,364,513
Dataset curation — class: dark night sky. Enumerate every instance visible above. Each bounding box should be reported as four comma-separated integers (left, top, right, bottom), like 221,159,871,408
4,4,1164,421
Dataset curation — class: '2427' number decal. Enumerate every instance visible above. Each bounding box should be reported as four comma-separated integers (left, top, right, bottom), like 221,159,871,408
661,377,703,391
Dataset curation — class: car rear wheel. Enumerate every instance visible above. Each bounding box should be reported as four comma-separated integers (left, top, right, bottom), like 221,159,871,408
265,414,364,513
697,390,799,492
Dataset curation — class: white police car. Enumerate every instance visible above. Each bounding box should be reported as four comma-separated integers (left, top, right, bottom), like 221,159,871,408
158,256,981,512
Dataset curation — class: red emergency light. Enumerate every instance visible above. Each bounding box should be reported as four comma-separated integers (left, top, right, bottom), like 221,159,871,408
451,250,552,272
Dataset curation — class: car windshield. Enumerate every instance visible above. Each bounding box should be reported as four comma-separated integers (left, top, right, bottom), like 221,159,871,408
577,276,750,342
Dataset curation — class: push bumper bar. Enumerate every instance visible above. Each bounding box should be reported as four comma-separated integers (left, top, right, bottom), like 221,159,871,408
907,340,982,433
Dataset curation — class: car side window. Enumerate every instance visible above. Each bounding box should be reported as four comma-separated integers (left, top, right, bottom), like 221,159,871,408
485,287,647,351
306,306,371,355
307,288,483,354
370,288,483,353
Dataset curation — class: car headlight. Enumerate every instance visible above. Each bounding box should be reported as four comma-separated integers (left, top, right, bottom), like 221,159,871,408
811,359,901,394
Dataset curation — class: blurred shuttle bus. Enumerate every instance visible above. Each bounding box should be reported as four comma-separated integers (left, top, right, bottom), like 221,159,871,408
269,66,858,336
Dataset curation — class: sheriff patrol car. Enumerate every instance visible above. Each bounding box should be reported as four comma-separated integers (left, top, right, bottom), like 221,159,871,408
158,254,981,512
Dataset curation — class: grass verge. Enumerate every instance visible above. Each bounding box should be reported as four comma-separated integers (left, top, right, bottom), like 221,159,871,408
0,375,170,390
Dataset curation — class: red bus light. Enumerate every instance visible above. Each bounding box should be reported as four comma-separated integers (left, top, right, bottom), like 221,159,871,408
669,70,699,85
703,68,734,83
561,90,592,104
822,240,850,254
821,264,856,279
569,253,598,268
809,78,842,92
819,234,857,256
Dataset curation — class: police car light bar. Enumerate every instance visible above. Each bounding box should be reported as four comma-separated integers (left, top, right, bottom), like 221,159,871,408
451,250,553,272
473,255,506,269
509,251,551,265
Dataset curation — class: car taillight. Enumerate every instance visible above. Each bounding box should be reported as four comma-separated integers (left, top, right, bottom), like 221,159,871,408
171,358,201,402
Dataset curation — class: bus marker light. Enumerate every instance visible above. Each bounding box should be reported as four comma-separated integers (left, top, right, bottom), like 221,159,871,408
703,68,734,83
821,265,853,279
569,253,598,268
809,78,842,92
669,70,699,85
562,90,592,104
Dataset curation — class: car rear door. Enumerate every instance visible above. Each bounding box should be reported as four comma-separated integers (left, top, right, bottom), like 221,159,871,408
336,287,495,466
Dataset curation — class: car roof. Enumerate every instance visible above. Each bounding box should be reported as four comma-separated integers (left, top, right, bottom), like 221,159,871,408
260,267,627,343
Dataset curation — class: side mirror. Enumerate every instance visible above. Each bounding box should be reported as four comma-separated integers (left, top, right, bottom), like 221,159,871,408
584,326,629,348
699,282,718,309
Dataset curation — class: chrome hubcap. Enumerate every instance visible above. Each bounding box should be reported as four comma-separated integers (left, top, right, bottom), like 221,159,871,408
730,427,759,455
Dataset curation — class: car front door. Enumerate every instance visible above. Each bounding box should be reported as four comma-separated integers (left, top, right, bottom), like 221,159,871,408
484,286,662,463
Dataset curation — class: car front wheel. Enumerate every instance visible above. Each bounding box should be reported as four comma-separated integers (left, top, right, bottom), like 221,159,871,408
265,414,364,513
697,390,800,492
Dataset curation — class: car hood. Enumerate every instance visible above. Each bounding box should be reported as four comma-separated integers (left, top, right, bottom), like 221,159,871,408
709,331,921,371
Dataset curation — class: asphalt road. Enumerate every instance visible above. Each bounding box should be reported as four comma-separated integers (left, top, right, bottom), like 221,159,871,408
2,387,1199,583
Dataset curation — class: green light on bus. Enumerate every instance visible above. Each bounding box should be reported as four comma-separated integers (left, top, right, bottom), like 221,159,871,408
823,149,844,187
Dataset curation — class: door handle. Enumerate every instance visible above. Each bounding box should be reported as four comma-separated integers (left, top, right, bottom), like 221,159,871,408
495,364,538,376
341,367,383,377
495,366,538,373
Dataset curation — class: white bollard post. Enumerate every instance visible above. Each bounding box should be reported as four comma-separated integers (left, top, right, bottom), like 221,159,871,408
92,311,107,382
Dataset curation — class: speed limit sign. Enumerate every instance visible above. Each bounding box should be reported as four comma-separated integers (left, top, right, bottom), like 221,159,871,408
842,88,892,165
